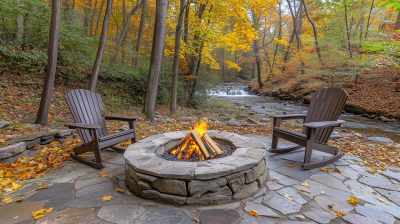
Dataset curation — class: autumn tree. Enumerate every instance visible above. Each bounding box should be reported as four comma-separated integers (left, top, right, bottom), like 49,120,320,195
143,0,168,122
35,0,60,125
89,0,113,92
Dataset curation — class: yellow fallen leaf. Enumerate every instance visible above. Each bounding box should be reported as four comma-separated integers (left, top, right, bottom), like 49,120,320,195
320,166,333,172
100,173,108,178
284,194,293,200
44,207,53,213
286,163,294,167
346,196,361,205
334,167,342,173
38,182,44,186
33,214,46,220
193,217,200,223
11,182,23,190
116,188,124,194
369,170,377,173
2,197,13,203
300,182,310,188
36,186,48,190
377,197,387,202
193,210,196,213
380,167,386,171
301,189,311,194
249,210,258,217
332,211,346,217
102,195,114,202
17,198,23,202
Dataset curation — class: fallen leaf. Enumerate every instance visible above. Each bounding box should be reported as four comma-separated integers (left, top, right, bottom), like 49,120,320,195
193,217,200,223
320,166,332,173
249,210,258,217
332,211,346,217
2,197,13,203
116,188,124,194
11,182,23,190
301,189,311,194
33,215,46,220
284,194,293,200
102,195,114,202
16,198,23,202
346,196,361,205
193,210,196,213
321,191,325,194
334,167,342,173
300,182,310,188
36,186,48,190
126,190,132,195
100,173,108,178
369,170,377,173
377,197,387,202
328,204,334,209
380,167,386,171
286,163,294,167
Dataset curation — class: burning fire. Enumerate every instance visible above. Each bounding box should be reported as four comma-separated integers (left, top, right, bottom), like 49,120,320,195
169,119,209,161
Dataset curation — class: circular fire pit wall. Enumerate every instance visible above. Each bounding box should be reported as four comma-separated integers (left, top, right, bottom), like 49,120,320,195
124,131,267,205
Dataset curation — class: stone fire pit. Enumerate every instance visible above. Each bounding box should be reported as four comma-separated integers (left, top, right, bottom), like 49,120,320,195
124,130,268,205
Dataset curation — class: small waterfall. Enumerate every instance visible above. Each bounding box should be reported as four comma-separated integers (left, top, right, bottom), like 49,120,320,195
206,89,248,96
227,90,248,95
206,90,227,95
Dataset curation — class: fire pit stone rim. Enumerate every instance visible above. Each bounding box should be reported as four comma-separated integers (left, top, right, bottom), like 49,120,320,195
125,131,266,180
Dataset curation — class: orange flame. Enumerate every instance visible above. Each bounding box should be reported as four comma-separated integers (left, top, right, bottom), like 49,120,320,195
169,119,208,161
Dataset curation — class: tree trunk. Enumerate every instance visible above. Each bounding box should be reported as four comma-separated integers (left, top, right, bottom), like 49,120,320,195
83,0,92,30
111,0,141,62
143,0,168,122
300,0,323,65
89,0,98,36
134,0,147,69
298,1,303,36
395,9,400,31
35,0,60,126
272,0,282,68
170,0,186,114
251,12,263,89
183,3,189,79
17,2,24,44
88,0,113,92
94,0,105,36
364,0,374,39
345,4,353,59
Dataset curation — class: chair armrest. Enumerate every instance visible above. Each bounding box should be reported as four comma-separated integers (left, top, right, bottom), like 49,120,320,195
270,114,307,120
64,122,101,130
104,115,139,121
303,120,345,129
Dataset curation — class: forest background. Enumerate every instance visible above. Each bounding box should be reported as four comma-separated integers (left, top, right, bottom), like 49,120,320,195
1,0,400,123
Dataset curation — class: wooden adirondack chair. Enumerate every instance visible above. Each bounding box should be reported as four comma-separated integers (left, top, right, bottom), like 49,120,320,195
269,87,348,169
64,89,138,169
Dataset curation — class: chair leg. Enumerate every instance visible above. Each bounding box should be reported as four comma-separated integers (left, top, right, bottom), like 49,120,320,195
129,120,137,143
271,133,278,150
303,139,314,165
70,143,106,169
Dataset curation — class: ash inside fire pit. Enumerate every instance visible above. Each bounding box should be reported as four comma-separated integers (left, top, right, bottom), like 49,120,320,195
161,143,234,162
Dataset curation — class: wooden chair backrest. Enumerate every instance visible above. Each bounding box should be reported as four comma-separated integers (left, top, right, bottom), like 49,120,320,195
65,89,108,144
303,87,348,143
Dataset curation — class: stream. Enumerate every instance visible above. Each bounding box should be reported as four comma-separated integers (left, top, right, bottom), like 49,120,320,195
208,83,400,142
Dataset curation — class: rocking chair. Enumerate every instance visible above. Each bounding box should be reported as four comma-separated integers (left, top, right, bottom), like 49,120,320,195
269,87,348,169
64,89,138,168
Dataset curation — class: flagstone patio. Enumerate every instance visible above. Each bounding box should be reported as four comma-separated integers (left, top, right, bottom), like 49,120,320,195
1,133,400,224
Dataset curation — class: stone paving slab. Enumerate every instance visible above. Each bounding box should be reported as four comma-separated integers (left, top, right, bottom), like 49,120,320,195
355,205,396,224
135,207,194,224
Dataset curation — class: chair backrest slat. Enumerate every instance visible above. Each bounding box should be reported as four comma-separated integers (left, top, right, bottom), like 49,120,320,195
303,87,348,143
65,89,108,144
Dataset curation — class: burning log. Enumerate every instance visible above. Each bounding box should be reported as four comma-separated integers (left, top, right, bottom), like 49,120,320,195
167,119,224,161
190,129,210,159
203,133,222,157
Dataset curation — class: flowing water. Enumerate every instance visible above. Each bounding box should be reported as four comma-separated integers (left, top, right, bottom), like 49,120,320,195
208,83,400,141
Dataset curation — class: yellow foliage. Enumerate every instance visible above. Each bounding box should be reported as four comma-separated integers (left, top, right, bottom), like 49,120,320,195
224,61,242,71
